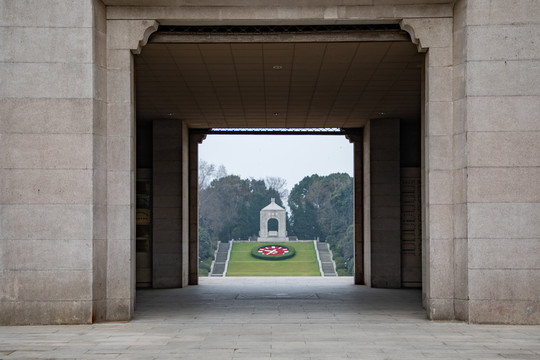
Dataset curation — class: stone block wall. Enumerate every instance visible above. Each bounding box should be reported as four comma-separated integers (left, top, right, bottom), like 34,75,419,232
0,0,106,324
0,0,538,325
452,0,470,322
454,0,540,324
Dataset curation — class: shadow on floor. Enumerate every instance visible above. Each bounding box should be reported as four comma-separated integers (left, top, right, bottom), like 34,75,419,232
134,277,425,323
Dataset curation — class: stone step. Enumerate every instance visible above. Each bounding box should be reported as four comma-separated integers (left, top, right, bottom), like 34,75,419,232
209,242,232,276
315,241,338,277
217,243,230,251
212,263,226,274
216,253,228,261
317,243,328,250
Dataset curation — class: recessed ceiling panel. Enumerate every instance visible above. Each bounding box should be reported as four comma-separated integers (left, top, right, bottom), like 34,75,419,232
135,40,423,128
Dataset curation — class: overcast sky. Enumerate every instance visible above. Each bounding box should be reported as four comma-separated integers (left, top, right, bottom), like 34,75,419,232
199,135,353,194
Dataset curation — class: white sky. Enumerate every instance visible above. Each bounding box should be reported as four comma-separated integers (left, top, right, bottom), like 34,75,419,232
199,135,353,194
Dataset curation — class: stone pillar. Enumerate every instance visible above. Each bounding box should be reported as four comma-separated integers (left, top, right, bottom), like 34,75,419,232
181,122,190,286
369,119,401,288
345,129,365,285
152,120,187,288
91,0,108,324
452,0,469,321
401,17,455,320
189,132,206,285
106,19,158,320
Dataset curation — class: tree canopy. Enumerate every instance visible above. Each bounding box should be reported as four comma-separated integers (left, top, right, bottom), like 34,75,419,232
288,173,353,240
199,174,285,242
288,173,354,274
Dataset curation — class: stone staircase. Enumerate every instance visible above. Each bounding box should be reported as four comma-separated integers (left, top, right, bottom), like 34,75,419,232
316,241,338,277
209,242,231,277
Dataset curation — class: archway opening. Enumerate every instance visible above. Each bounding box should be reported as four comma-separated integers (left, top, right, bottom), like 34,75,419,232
267,218,279,233
198,132,354,278
133,25,424,295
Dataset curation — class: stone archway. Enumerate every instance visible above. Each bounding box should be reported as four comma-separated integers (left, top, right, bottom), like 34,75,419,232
105,9,455,322
258,198,288,242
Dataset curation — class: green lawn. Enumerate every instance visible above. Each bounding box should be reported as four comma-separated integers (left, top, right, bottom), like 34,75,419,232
226,242,321,276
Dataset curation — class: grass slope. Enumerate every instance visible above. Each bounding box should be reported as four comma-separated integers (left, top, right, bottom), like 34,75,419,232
226,242,321,276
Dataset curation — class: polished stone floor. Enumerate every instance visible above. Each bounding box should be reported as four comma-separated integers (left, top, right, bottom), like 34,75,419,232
1,277,539,359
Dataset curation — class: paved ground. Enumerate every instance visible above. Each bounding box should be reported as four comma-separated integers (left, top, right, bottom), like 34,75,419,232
1,277,539,359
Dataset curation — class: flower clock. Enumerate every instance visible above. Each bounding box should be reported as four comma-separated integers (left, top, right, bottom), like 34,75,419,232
251,244,296,261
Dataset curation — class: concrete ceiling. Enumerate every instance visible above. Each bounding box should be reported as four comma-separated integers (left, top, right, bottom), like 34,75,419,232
135,40,423,128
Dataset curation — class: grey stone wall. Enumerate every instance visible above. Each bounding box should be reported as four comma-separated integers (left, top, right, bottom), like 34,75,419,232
453,0,470,322
454,0,540,324
0,0,538,325
0,0,105,324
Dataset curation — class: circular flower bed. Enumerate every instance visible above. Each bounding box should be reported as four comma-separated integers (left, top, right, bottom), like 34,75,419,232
251,244,296,261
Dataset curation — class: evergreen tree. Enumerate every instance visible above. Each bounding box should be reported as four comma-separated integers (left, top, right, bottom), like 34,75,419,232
199,174,286,242
288,173,354,275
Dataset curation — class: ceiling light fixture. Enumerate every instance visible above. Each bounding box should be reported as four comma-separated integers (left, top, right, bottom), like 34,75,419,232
273,112,280,116
272,65,283,70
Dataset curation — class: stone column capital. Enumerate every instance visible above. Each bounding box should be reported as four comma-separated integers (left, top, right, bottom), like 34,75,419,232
107,19,159,53
342,128,364,144
189,130,209,144
400,17,453,52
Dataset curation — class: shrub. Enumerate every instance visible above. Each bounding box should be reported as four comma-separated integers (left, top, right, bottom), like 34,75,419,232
337,269,350,276
199,268,209,277
201,257,213,269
